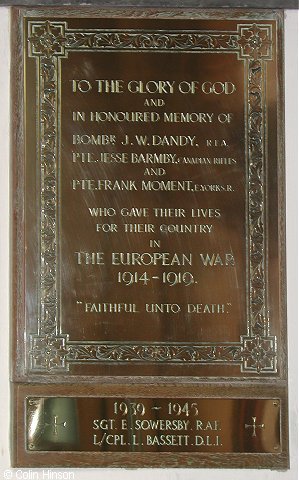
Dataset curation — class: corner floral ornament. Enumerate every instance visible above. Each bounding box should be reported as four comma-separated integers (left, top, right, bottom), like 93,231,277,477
29,21,66,57
238,23,272,60
241,335,277,373
31,334,69,370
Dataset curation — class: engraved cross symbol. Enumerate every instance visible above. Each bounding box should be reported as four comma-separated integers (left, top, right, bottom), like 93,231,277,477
245,417,265,437
44,415,67,436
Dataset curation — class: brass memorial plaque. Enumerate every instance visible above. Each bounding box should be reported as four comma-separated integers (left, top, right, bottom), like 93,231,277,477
26,397,280,453
12,7,288,468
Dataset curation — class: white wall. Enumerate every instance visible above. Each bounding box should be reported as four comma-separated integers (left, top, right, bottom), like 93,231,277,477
0,7,297,479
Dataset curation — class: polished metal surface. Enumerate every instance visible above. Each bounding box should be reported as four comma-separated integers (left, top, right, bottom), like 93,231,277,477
26,397,281,453
22,13,283,378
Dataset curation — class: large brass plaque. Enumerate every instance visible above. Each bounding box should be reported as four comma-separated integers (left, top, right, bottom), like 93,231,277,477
12,7,288,468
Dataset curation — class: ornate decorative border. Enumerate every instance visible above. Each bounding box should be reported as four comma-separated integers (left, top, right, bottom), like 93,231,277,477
27,20,277,373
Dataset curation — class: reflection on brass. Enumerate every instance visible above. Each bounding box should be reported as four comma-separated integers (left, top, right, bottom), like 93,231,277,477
26,398,79,451
26,397,281,453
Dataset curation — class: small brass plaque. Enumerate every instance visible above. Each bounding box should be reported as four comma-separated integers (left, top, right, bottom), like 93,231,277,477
26,397,281,453
12,6,288,469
